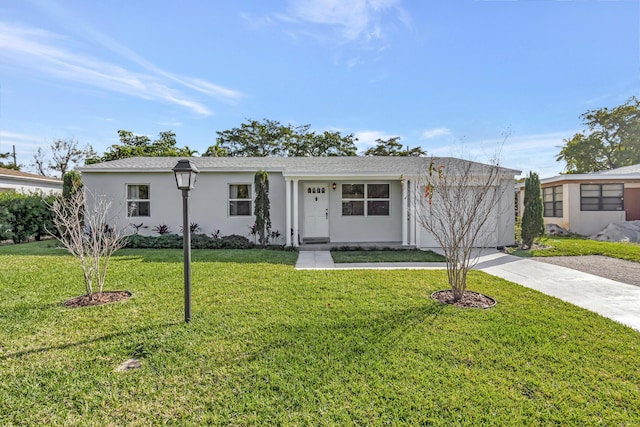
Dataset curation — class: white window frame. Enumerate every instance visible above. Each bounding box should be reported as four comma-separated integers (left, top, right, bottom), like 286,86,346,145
228,183,252,217
341,183,390,217
126,184,151,217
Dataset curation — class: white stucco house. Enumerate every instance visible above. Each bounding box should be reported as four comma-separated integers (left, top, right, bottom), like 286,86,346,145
0,167,62,194
79,156,519,249
516,164,640,236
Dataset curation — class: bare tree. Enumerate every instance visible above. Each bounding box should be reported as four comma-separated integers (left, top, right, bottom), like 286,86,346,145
33,147,48,176
49,190,130,300
416,156,511,301
33,138,96,177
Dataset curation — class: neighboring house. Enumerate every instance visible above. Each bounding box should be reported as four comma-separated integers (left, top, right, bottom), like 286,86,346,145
79,156,519,249
516,164,640,236
0,167,62,195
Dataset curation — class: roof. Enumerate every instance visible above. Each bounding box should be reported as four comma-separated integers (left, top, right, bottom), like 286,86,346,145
0,167,62,183
515,163,640,188
79,156,521,177
592,163,640,175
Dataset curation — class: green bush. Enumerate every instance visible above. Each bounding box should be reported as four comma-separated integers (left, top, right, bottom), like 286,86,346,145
0,192,56,243
521,172,544,249
124,233,255,250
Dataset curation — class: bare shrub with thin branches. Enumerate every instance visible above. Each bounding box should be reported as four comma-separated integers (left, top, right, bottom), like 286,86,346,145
49,190,130,300
416,156,511,301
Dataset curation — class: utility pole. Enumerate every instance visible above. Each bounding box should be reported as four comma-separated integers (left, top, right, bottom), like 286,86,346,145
12,145,16,167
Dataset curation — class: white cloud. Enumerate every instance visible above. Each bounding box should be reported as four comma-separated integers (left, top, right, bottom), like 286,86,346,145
0,22,242,116
354,129,399,152
276,0,411,49
421,128,451,139
429,131,577,178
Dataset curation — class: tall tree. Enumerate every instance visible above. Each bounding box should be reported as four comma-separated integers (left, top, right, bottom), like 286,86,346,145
253,170,271,245
557,97,640,173
205,119,357,157
87,130,193,164
364,137,426,157
32,138,95,177
521,172,544,249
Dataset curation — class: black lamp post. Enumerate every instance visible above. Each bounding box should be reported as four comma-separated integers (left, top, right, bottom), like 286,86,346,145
172,159,199,323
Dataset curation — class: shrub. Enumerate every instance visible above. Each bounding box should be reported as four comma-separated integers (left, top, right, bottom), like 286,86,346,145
124,233,254,250
152,224,171,235
0,192,56,243
521,172,544,249
180,222,201,234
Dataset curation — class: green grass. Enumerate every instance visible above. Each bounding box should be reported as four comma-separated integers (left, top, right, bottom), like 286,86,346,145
1,243,640,425
331,249,445,263
511,236,640,262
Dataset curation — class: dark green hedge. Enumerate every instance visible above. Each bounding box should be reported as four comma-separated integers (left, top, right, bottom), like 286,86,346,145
125,233,255,250
0,193,56,243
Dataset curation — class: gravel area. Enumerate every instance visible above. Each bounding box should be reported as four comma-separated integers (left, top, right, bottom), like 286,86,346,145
532,255,640,287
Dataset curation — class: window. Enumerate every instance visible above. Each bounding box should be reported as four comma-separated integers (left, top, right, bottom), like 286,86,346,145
229,184,252,216
341,183,390,216
341,184,364,216
543,185,563,217
580,183,624,211
127,184,150,217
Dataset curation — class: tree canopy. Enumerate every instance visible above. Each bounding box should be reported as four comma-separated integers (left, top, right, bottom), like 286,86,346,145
203,119,358,157
87,130,196,164
0,152,19,170
363,137,426,157
557,97,640,173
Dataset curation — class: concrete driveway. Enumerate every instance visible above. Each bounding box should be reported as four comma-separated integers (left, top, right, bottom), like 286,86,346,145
474,252,640,332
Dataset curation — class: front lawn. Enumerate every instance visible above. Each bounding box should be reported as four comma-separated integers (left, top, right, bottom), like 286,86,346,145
1,244,639,425
512,236,640,262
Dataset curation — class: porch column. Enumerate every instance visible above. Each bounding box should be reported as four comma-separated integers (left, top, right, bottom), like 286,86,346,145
285,178,292,247
401,179,408,246
292,179,299,247
408,179,415,246
414,178,421,248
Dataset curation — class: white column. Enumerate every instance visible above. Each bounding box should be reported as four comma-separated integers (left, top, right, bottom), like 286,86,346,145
408,180,415,246
401,179,408,246
292,179,299,247
285,178,292,247
414,179,421,248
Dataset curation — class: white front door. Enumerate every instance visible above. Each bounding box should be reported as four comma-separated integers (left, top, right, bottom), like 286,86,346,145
303,183,329,239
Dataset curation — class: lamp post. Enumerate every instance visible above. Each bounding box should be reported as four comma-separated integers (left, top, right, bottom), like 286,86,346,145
172,159,199,323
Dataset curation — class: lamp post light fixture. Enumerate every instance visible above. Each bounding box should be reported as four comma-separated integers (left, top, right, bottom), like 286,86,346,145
172,159,199,323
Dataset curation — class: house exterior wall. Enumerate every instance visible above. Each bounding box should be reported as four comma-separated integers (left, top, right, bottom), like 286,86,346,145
82,171,287,241
0,179,61,194
83,166,518,248
537,181,633,236
419,177,516,249
327,180,402,243
564,182,625,236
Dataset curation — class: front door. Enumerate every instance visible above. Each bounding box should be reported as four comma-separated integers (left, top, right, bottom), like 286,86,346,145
625,188,640,221
303,183,329,240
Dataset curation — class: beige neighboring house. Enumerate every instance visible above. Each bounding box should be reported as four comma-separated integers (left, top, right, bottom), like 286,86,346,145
516,164,640,236
0,167,62,195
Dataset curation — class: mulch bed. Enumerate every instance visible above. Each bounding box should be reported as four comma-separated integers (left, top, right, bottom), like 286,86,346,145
64,291,132,308
431,290,496,309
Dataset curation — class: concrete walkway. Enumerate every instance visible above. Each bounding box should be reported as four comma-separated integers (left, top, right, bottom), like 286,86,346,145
295,250,640,332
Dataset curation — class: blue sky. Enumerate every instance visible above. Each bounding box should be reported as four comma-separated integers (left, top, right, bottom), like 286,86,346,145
0,0,638,178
